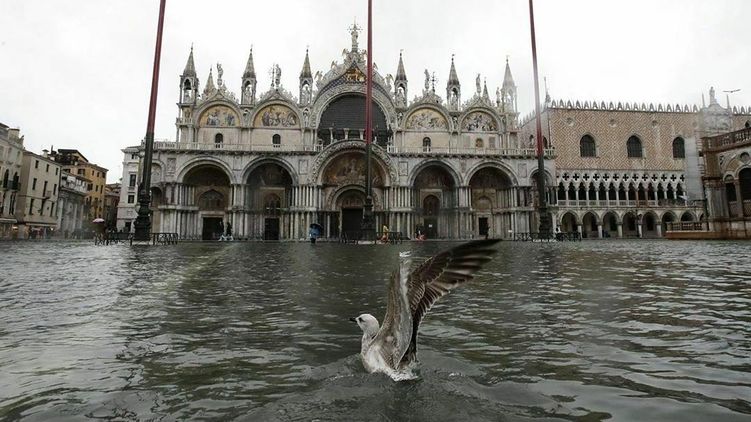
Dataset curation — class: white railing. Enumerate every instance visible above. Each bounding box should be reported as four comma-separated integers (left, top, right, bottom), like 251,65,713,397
389,147,556,157
153,141,555,157
153,141,319,152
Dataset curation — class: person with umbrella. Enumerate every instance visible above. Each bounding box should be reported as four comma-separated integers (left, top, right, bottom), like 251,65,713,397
309,223,322,244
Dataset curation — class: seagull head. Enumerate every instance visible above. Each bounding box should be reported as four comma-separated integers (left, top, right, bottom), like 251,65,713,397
349,313,379,336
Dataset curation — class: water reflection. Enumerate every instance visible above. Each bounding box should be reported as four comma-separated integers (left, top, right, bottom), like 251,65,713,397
0,240,749,421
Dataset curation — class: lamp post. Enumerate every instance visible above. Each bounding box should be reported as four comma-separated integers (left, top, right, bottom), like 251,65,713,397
528,0,552,237
361,0,376,241
133,0,166,241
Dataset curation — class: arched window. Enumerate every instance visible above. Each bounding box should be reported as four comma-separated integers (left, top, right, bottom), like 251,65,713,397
745,121,750,129
672,137,685,159
423,195,440,215
2,169,8,188
214,133,224,148
263,193,282,215
740,168,751,200
543,137,549,148
272,134,281,148
198,190,224,210
475,138,484,148
580,135,596,157
627,135,643,158
422,137,431,152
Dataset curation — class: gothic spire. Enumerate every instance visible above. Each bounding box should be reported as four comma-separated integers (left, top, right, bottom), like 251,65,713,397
182,45,196,77
502,57,516,89
300,47,312,79
447,54,460,85
243,47,256,78
396,50,407,81
204,67,215,95
482,79,490,100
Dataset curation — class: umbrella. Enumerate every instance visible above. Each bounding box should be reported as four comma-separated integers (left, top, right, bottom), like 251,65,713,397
309,223,323,231
92,218,105,223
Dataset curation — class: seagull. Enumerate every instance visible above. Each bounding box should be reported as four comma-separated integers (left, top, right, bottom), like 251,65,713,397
350,239,500,380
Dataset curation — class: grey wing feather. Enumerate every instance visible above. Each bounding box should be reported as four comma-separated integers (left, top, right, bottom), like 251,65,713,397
399,239,500,367
373,270,413,369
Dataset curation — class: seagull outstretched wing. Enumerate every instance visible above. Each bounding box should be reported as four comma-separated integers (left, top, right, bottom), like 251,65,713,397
399,239,500,367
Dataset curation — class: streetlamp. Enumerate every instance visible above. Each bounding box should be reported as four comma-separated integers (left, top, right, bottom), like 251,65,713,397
360,0,376,241
133,0,166,241
528,0,552,237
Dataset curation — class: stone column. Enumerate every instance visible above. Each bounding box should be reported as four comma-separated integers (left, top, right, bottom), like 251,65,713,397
656,223,662,238
735,182,744,217
617,222,623,238
597,223,603,238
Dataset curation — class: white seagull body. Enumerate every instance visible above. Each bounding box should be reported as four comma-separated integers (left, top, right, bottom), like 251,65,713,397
350,239,500,380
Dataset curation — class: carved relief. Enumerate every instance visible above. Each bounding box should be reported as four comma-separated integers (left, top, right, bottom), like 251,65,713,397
254,105,298,127
462,111,497,132
166,158,176,176
200,105,238,127
323,152,384,187
405,108,448,130
415,167,453,188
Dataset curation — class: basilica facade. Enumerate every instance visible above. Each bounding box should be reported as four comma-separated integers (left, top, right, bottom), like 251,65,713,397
117,28,552,240
116,28,750,240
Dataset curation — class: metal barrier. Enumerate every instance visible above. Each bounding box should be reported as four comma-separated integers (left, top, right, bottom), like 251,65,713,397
512,232,581,242
340,231,405,244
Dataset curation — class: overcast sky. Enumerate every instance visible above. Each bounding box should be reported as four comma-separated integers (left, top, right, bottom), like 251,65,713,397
1,0,749,182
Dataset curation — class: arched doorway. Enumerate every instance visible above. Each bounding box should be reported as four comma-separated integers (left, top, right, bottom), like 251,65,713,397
246,162,293,240
582,212,598,238
320,150,388,239
414,165,456,238
183,164,231,240
469,167,514,238
642,212,658,238
622,212,638,237
661,212,676,234
560,212,578,233
680,212,695,222
337,189,367,238
603,211,618,238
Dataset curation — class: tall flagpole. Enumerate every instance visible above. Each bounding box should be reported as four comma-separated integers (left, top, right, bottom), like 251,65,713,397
134,0,166,241
361,0,375,240
529,0,552,236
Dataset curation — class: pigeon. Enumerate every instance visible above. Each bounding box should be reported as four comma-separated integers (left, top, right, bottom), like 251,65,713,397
350,239,500,379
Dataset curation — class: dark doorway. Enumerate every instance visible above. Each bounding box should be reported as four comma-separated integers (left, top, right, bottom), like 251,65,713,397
479,217,489,237
341,208,363,236
424,217,438,238
264,218,280,240
202,217,223,240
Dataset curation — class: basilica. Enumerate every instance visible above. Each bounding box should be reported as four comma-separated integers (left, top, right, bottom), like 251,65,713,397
116,27,751,240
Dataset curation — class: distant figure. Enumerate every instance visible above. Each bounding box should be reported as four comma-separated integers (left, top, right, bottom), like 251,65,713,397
309,225,319,244
226,222,232,237
381,224,390,243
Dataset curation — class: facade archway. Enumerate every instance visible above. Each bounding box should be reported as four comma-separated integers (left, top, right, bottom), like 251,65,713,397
582,212,598,238
642,211,659,238
245,162,294,240
603,211,618,238
183,164,232,240
470,166,514,238
622,211,638,237
661,211,677,234
560,212,578,233
414,165,456,238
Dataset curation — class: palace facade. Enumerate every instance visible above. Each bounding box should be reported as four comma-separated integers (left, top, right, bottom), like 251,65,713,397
116,28,750,240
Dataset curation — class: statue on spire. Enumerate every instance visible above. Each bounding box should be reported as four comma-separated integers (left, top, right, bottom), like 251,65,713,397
476,74,481,95
349,19,361,51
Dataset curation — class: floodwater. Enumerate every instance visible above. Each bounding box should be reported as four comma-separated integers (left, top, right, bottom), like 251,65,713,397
0,240,750,421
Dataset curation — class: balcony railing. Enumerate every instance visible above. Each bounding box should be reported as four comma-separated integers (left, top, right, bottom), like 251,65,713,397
388,146,556,157
557,198,693,208
666,222,707,232
154,141,319,152
153,141,555,157
703,127,751,151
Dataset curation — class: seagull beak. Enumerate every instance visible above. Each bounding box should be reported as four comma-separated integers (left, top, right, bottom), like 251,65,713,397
349,317,357,323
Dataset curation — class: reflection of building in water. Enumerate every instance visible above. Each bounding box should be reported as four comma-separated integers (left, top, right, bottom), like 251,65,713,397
117,28,751,240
